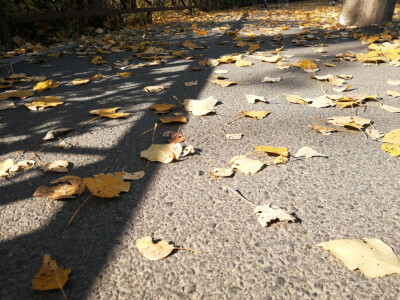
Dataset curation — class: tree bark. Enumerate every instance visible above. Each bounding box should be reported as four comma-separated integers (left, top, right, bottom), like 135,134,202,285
339,0,396,27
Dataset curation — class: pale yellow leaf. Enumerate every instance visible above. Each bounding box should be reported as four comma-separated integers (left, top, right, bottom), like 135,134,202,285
240,111,270,119
254,205,295,227
228,155,264,175
136,237,175,260
245,94,266,104
41,160,69,173
0,158,14,177
140,143,183,163
183,96,218,116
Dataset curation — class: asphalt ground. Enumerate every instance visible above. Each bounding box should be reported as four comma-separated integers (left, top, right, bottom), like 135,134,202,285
1,2,400,299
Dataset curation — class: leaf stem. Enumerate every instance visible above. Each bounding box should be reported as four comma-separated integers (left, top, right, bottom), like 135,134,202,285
66,195,92,228
225,186,256,207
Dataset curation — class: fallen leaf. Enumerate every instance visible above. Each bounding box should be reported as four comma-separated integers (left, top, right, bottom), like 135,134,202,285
229,155,264,175
122,170,145,180
0,158,15,177
181,145,195,157
386,90,400,98
183,96,218,116
254,205,295,227
182,40,200,49
300,59,318,70
159,115,188,124
380,103,400,113
212,79,237,87
33,80,60,92
140,143,183,163
184,80,198,86
25,96,63,110
261,54,281,63
255,146,289,157
262,76,281,83
365,128,384,141
0,89,33,101
387,80,400,86
307,95,335,108
41,160,69,172
31,254,71,291
0,102,16,110
43,128,73,141
34,176,85,200
117,72,132,77
381,129,400,156
83,172,130,198
248,44,260,52
72,78,91,85
381,143,400,156
210,168,234,177
150,103,176,114
235,59,252,67
9,160,35,173
240,111,270,119
58,139,72,149
324,63,336,67
143,84,169,93
309,123,338,135
294,147,325,158
163,131,185,143
90,56,107,64
286,95,306,105
89,107,130,118
318,238,400,278
225,133,243,140
136,236,175,260
245,94,267,104
327,116,370,130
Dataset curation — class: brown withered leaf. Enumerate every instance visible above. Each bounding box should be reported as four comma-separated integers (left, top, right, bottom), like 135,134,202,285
34,176,85,200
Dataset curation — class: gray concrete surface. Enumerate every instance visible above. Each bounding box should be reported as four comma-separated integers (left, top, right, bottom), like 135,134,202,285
1,2,400,299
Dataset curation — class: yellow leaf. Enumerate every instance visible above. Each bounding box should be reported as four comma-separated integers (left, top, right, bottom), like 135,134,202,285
386,90,400,98
228,155,264,175
150,103,176,114
33,80,60,92
83,172,130,198
72,78,91,85
235,59,252,67
140,143,183,163
309,123,338,135
240,111,270,119
89,107,130,119
248,44,260,52
381,143,400,156
196,29,208,35
254,205,295,227
90,56,107,65
324,63,336,67
136,237,175,260
382,128,400,144
33,176,85,200
210,168,234,177
261,54,281,63
31,254,71,291
172,50,188,57
318,238,400,278
286,94,306,105
0,102,16,110
182,40,200,49
47,52,60,58
117,72,132,77
25,96,64,110
183,96,218,116
41,160,69,173
212,79,236,87
0,158,14,177
122,171,145,181
159,115,188,124
255,146,289,156
327,116,370,130
245,94,267,104
300,59,318,70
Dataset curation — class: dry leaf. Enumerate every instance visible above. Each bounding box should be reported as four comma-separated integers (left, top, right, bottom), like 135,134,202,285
184,80,198,87
72,78,91,85
286,95,306,105
0,158,15,177
58,139,72,149
254,205,295,227
386,90,400,98
143,84,168,93
31,254,71,291
210,168,234,177
381,143,400,156
136,236,175,260
34,176,85,200
183,96,218,116
122,171,145,180
117,72,132,77
25,96,63,110
245,94,267,104
235,59,252,67
255,146,289,157
159,115,188,124
0,102,16,110
182,40,200,49
212,79,237,87
327,116,370,130
229,155,264,175
33,80,60,92
83,172,130,198
89,107,130,119
0,89,33,101
300,59,318,70
381,129,400,156
309,123,338,135
248,44,260,52
41,160,69,173
294,147,325,158
140,143,183,163
365,128,384,141
9,160,35,173
318,238,400,278
240,111,270,119
43,128,72,141
262,76,281,83
308,95,334,108
150,103,176,114
386,80,400,86
163,131,185,143
380,103,400,113
225,133,243,140
181,145,195,157
90,56,106,64
261,54,281,63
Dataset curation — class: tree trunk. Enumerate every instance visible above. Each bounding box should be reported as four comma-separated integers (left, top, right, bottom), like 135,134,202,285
339,0,396,27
